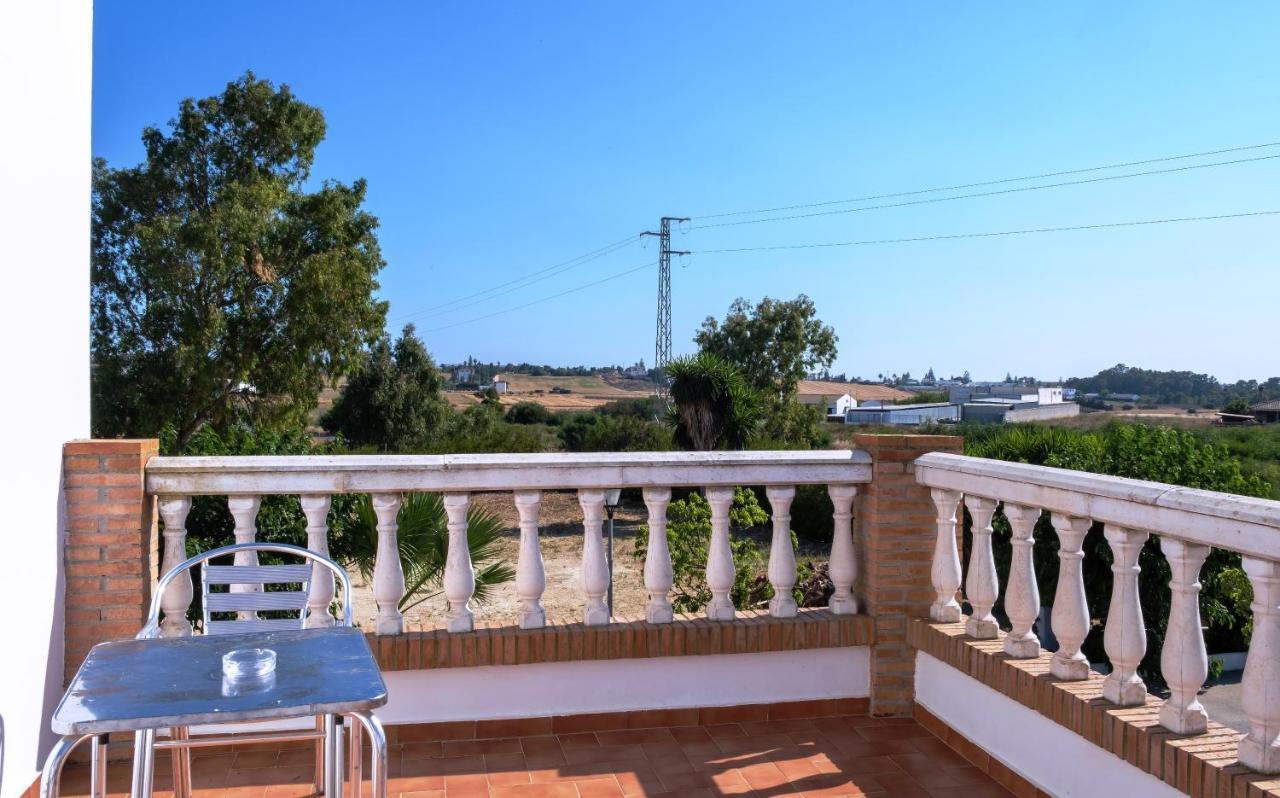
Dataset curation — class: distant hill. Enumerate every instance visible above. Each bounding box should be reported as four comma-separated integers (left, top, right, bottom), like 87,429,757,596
1067,364,1280,408
797,380,916,403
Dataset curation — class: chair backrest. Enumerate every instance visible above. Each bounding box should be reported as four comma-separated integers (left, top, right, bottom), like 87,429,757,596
140,542,354,639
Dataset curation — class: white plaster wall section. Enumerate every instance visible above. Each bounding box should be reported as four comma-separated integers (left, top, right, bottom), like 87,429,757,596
914,652,1184,798
378,647,871,725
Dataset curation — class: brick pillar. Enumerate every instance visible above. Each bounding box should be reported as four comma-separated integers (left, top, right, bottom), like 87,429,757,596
853,433,963,716
62,439,159,683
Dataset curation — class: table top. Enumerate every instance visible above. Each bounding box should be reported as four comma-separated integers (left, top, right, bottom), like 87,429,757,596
53,627,387,734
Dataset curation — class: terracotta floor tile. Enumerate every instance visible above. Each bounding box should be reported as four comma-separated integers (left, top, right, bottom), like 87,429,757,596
443,738,523,758
487,769,532,787
667,727,713,743
232,751,281,770
399,791,447,798
401,742,445,761
563,744,647,766
596,728,674,746
704,723,746,738
489,784,577,798
613,767,664,796
443,772,490,797
739,762,789,790
708,769,753,795
519,737,564,758
392,774,448,792
656,769,717,792
574,775,624,798
556,733,600,749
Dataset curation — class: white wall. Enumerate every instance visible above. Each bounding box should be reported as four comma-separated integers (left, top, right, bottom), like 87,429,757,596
914,653,1184,798
381,648,870,725
0,2,93,796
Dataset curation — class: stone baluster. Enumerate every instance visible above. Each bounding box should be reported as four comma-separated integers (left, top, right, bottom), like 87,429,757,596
1102,526,1150,705
765,485,797,618
964,496,1000,639
226,496,262,619
579,489,610,626
929,489,962,622
1049,514,1092,679
513,491,546,629
301,495,334,628
1238,556,1280,773
642,487,674,624
157,496,193,636
442,493,475,633
1159,538,1211,733
827,485,859,614
1002,503,1041,658
371,493,405,635
704,486,737,620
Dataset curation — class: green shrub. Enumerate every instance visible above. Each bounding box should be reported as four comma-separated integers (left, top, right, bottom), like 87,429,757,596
573,414,673,452
505,401,554,425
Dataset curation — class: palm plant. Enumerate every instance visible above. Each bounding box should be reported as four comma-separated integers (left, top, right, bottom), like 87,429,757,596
665,352,762,450
341,492,514,612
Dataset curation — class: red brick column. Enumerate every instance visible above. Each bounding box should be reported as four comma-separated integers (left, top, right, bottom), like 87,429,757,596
853,433,964,716
62,439,160,683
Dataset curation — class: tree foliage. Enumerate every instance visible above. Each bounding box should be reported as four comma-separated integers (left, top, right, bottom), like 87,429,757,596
1067,364,1280,407
322,324,449,451
92,73,386,445
665,353,762,450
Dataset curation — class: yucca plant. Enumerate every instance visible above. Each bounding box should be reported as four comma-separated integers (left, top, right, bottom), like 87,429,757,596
341,492,514,612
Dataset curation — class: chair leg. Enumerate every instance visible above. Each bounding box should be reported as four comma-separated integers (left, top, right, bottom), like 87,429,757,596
171,727,192,798
348,720,363,798
91,734,109,798
40,734,88,798
346,712,386,798
131,729,156,798
314,715,326,794
333,718,346,798
323,714,338,798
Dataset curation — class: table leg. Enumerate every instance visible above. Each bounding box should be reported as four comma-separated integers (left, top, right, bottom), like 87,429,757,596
40,734,90,798
348,720,363,798
130,729,156,798
90,734,108,798
333,718,346,798
346,712,386,798
313,715,326,795
323,714,338,798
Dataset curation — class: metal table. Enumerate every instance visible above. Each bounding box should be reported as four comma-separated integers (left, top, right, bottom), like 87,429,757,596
42,627,388,798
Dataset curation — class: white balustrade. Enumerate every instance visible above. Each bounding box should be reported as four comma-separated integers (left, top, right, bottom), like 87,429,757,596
1239,556,1280,774
300,494,334,628
371,493,405,635
513,491,546,629
827,485,858,615
1049,514,1091,680
1158,538,1210,734
928,489,962,623
156,496,193,636
704,486,736,621
1101,526,1148,706
226,496,262,619
1002,503,1041,658
765,485,797,618
579,489,610,626
964,496,1000,639
442,493,474,633
641,487,674,624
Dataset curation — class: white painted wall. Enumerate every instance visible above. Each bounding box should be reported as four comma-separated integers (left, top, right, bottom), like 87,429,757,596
914,653,1184,798
0,2,93,796
380,648,870,725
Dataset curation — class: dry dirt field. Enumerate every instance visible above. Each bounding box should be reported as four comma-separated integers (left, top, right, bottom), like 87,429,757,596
349,490,654,630
444,373,654,412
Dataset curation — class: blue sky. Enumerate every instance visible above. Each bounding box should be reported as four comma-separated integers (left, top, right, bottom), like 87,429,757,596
93,2,1280,382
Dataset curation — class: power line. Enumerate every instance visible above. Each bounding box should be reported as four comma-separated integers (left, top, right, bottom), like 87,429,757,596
686,153,1280,230
421,259,657,333
689,209,1280,254
690,140,1280,221
391,235,640,322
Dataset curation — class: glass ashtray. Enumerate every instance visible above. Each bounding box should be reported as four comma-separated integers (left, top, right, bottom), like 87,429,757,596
222,647,277,681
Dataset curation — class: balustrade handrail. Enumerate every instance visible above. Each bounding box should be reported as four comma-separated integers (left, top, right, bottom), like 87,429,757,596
915,451,1280,561
146,449,873,496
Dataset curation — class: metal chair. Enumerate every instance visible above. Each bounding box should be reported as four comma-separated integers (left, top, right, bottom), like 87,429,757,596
136,542,358,798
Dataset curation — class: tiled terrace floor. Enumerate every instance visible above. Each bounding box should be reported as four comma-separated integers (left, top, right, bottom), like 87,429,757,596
58,715,1013,798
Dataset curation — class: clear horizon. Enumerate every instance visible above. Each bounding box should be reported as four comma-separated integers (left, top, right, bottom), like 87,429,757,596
92,2,1280,383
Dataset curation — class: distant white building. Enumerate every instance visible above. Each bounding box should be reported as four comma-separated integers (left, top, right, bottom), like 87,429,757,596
492,379,509,394
798,391,856,419
623,360,648,379
452,367,475,383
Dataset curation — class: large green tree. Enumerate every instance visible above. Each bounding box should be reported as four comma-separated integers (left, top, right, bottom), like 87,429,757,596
322,324,450,452
92,73,386,446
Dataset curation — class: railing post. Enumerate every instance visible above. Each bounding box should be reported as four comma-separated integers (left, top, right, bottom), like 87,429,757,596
1049,514,1092,680
641,487,674,624
1102,526,1149,705
1002,503,1041,658
928,488,962,623
1239,556,1280,773
156,496,192,636
226,496,262,619
704,486,737,621
442,493,475,633
579,489,610,626
827,484,859,615
301,494,334,628
765,485,797,618
1159,537,1210,734
513,490,546,629
964,496,1000,639
371,493,405,635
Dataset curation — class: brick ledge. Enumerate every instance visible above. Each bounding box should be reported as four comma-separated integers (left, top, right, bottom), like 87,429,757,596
369,608,873,671
909,619,1280,798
